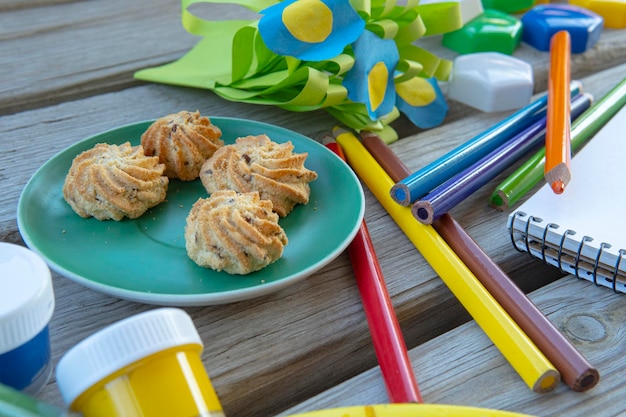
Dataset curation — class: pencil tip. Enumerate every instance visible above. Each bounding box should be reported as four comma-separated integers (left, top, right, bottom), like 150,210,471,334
332,126,350,137
489,192,507,211
551,180,565,194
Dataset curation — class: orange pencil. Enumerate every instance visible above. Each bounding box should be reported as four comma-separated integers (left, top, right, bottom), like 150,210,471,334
545,30,572,194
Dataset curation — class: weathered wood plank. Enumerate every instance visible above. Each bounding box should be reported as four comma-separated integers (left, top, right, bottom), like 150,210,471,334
0,0,258,114
0,0,76,12
279,277,626,417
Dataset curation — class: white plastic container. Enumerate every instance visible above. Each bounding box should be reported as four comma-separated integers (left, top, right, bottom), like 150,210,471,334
56,308,225,417
0,242,55,396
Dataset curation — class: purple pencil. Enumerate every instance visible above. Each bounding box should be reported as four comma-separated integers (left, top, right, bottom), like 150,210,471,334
412,93,592,225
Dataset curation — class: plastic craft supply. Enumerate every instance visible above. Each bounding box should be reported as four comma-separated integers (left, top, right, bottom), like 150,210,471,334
521,4,604,53
447,52,534,113
569,0,626,28
443,9,523,55
56,308,225,417
481,0,535,13
0,242,55,396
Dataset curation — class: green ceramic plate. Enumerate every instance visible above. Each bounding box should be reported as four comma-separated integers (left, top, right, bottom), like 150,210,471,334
17,118,364,306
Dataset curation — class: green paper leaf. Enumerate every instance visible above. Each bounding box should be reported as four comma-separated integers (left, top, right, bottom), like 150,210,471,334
309,54,355,77
285,82,349,111
433,57,453,81
254,28,280,73
135,35,236,88
232,25,257,82
417,2,463,36
213,67,331,108
394,13,426,45
181,0,275,36
397,44,451,80
366,19,399,39
395,58,424,83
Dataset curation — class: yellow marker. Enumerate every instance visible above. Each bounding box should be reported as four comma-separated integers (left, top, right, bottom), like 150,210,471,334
335,130,560,393
287,403,536,417
56,308,225,417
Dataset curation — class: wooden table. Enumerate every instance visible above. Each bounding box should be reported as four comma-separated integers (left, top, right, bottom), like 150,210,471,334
2,1,625,416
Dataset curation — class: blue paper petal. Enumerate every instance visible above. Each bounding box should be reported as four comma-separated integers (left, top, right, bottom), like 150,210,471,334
396,77,448,128
258,0,365,61
342,30,399,121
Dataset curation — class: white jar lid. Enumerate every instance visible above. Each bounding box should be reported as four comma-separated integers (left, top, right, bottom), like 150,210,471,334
56,308,203,405
0,242,54,354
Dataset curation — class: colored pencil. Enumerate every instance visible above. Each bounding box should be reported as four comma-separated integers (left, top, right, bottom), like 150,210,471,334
389,82,582,207
362,130,599,392
324,138,422,404
336,128,560,393
545,30,573,194
490,77,626,210
411,93,592,225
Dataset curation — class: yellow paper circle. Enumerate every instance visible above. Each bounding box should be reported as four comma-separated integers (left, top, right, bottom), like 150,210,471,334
283,0,333,43
368,62,389,111
396,77,436,106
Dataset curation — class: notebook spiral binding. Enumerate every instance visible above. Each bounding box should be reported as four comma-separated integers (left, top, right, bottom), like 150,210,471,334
509,211,626,293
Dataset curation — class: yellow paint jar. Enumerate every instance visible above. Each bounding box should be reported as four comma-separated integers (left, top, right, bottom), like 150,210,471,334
55,308,224,417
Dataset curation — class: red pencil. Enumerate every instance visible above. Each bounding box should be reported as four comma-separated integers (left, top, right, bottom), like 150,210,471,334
360,130,599,392
324,137,422,404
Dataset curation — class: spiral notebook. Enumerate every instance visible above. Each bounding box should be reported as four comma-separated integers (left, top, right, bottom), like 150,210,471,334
508,105,626,294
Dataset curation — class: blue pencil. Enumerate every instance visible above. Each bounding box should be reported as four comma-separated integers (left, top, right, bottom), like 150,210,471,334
390,81,583,206
411,93,592,225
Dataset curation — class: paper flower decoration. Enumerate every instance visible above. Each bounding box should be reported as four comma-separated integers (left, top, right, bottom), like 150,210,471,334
342,30,399,121
135,0,465,142
395,77,448,129
258,0,365,61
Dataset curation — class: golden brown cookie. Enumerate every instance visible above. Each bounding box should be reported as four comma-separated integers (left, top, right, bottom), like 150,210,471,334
185,190,288,275
141,110,223,181
63,142,169,221
199,134,318,217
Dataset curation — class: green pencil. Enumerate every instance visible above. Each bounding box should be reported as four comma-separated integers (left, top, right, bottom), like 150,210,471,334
490,77,626,211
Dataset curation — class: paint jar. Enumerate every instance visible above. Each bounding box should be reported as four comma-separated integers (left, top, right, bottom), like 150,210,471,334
56,308,225,417
0,242,55,396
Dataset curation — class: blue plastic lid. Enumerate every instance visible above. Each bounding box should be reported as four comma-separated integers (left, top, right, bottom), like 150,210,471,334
521,4,604,53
